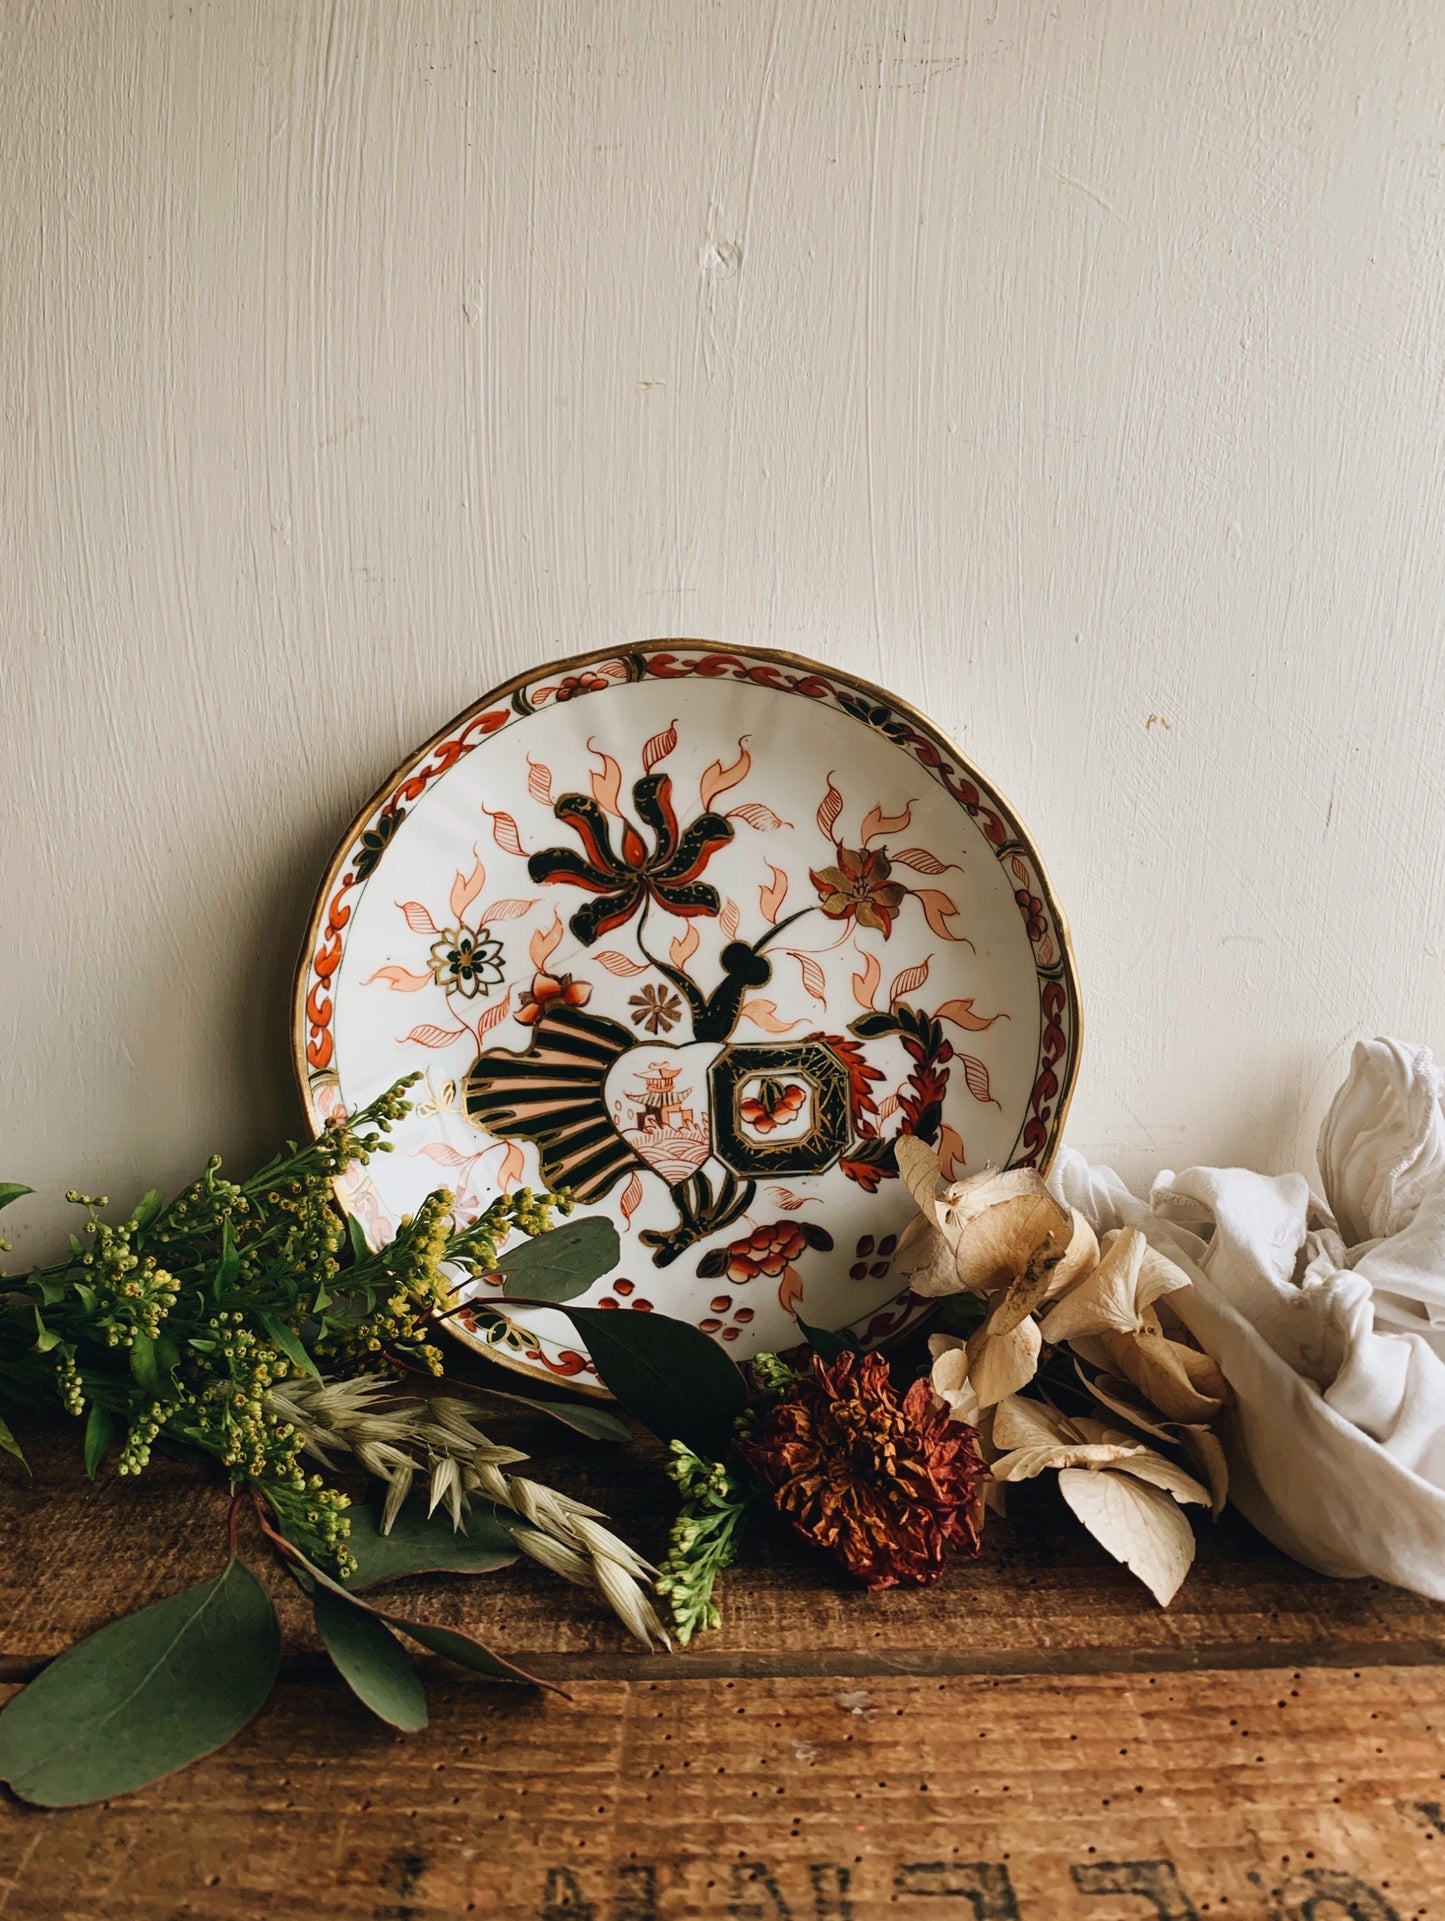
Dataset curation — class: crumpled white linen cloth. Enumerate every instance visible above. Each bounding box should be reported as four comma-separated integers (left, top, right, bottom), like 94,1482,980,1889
1048,1037,1445,1599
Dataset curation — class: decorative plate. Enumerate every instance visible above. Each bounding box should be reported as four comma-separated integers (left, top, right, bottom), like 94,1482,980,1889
295,642,1080,1393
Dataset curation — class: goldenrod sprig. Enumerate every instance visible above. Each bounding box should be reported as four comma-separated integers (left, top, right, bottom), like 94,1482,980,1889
0,1079,613,1587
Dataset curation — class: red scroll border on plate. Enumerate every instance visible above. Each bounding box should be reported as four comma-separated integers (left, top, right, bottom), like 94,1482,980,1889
302,706,511,1070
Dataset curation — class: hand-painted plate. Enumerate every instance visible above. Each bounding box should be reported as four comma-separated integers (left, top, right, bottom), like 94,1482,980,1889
295,642,1081,1394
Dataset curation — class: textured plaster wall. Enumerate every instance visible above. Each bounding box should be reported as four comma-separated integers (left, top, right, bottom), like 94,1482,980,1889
4,0,1444,1257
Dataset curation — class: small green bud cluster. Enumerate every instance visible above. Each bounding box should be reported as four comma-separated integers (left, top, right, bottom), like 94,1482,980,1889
188,1312,305,1484
263,1473,354,1578
748,1352,799,1401
0,1075,601,1584
55,1351,84,1417
118,1400,172,1474
655,1440,752,1645
149,1161,249,1255
314,1189,454,1376
65,1198,181,1349
447,1186,573,1281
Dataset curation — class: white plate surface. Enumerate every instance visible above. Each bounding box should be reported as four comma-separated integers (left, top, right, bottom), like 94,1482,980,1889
295,642,1080,1392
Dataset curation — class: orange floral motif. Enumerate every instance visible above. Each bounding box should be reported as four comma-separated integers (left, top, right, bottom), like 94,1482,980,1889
1015,887,1046,941
704,1218,835,1316
810,846,908,938
721,1221,808,1283
739,1079,807,1134
553,672,609,701
515,971,592,1026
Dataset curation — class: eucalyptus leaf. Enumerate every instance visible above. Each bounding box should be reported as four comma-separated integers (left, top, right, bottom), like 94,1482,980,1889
343,1499,518,1591
0,1183,32,1213
212,1218,240,1303
32,1309,61,1355
276,1532,547,1693
129,1331,161,1393
495,1216,621,1304
0,1558,280,1807
312,1584,427,1731
132,1187,165,1233
83,1403,114,1479
0,1409,28,1471
256,1307,322,1383
383,1613,560,1692
555,1304,746,1453
793,1315,856,1364
474,1384,631,1444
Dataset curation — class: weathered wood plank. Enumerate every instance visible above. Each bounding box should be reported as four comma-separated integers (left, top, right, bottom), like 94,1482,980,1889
1,1668,1441,1918
2,1416,1441,1673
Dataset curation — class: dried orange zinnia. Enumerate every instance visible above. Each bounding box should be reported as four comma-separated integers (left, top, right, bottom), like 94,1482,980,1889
736,1351,986,1590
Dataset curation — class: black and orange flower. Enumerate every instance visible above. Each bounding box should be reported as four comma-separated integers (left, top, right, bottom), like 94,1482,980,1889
516,970,592,1026
739,1078,807,1134
628,983,683,1034
736,1351,986,1590
528,773,734,945
836,694,912,746
428,929,505,999
809,846,908,938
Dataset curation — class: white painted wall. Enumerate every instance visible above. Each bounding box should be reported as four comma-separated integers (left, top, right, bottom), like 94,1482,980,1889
5,0,1444,1258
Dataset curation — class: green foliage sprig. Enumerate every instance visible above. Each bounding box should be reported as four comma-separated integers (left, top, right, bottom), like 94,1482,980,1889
0,1076,576,1571
0,1076,933,1801
654,1442,752,1644
0,1080,663,1808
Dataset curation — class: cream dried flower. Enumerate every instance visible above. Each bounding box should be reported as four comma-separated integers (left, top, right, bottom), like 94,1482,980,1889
986,1393,1210,1606
1037,1227,1228,1423
896,1138,1097,1406
910,1145,1230,1607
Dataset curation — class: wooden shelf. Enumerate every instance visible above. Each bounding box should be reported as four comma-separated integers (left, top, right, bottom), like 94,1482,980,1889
2,1408,1442,1917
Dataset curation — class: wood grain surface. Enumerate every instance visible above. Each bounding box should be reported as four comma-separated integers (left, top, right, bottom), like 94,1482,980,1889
2,1409,1444,1917
1,1671,1441,1919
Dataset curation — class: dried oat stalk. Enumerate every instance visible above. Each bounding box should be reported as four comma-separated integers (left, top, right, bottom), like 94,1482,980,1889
267,1376,668,1649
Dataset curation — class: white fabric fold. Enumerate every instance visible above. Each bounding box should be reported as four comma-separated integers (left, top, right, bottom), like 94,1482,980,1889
1048,1038,1445,1599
